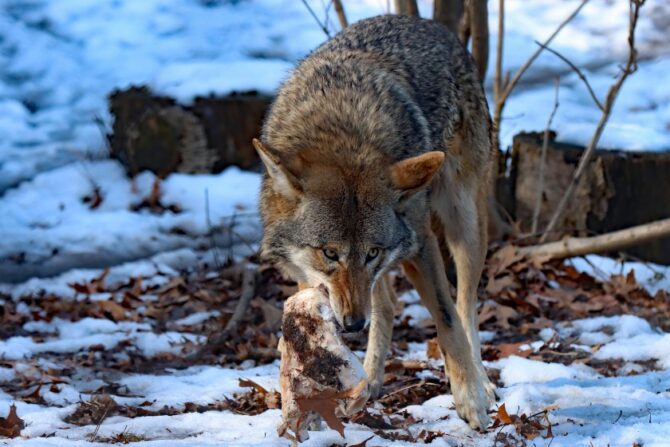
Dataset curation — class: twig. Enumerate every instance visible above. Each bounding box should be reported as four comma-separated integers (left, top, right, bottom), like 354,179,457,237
534,41,604,111
204,189,222,270
518,217,670,261
493,0,505,102
223,266,257,334
541,0,644,242
301,0,331,37
493,0,588,150
531,78,560,234
332,0,348,29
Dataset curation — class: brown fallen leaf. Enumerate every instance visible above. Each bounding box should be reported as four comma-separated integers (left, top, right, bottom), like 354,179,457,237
68,268,110,295
426,337,441,360
497,342,533,359
97,300,127,321
295,381,367,438
239,378,269,395
0,404,24,438
64,394,117,426
486,274,518,296
496,403,513,425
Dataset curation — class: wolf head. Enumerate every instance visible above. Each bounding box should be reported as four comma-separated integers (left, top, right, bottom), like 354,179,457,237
253,138,443,332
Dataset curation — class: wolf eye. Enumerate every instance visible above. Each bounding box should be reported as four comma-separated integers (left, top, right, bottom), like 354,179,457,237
323,248,339,261
366,247,380,262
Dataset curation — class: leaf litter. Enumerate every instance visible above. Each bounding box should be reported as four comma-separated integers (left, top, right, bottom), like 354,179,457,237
1,249,669,444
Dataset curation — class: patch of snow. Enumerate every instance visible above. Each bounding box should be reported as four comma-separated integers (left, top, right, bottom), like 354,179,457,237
0,163,260,283
496,355,598,386
570,255,670,295
0,317,202,360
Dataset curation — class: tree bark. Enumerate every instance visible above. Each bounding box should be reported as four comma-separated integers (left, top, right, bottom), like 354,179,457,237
394,0,419,16
434,0,464,34
469,0,489,80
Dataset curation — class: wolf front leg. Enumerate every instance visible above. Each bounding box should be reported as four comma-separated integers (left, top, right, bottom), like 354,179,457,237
363,274,396,398
439,181,497,404
402,234,491,431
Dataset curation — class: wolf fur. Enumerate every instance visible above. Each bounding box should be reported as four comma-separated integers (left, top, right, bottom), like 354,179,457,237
253,14,496,430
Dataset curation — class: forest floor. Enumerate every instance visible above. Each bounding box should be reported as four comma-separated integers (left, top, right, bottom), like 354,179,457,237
2,248,670,446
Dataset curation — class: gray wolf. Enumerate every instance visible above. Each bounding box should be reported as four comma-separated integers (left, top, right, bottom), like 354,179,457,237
253,14,496,430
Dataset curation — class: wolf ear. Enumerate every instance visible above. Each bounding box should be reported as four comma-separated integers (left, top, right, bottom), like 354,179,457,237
253,139,303,199
389,151,445,193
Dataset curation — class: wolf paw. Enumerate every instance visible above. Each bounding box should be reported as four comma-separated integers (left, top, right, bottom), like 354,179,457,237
476,364,498,405
452,378,492,431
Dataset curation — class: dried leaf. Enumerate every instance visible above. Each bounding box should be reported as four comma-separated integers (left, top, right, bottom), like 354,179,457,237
296,393,345,437
486,274,518,296
97,300,127,321
295,380,367,438
0,404,24,438
239,378,268,395
426,337,441,360
64,394,117,426
498,342,533,359
496,403,513,425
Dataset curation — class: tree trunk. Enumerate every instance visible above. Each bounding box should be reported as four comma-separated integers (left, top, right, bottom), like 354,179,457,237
434,0,464,33
394,0,419,16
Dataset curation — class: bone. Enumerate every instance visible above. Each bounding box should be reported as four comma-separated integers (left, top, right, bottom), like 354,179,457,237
277,286,369,443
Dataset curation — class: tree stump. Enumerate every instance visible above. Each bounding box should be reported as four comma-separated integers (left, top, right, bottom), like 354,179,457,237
108,86,271,176
510,132,670,264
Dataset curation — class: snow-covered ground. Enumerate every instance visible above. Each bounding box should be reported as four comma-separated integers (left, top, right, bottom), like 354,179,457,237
2,306,670,446
2,0,670,446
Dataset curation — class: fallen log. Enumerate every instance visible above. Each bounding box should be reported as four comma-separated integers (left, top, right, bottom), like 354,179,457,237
518,218,670,261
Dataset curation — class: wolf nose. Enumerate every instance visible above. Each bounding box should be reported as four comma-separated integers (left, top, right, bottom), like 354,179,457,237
343,316,366,333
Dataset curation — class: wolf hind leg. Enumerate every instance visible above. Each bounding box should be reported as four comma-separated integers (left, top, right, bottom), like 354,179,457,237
364,274,396,398
434,174,496,404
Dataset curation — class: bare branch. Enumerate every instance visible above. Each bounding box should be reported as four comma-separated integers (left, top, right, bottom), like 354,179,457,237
500,0,588,103
224,266,257,334
301,0,331,37
493,0,588,151
531,78,560,234
519,217,670,261
205,188,222,270
541,0,644,242
493,0,504,101
332,0,348,29
535,41,604,111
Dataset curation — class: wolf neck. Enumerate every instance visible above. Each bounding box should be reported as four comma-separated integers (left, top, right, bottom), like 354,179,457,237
263,50,433,165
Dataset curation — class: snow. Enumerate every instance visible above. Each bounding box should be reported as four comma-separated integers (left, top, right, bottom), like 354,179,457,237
1,0,669,446
0,163,260,282
0,317,203,360
3,313,670,446
570,255,670,296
